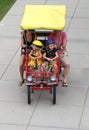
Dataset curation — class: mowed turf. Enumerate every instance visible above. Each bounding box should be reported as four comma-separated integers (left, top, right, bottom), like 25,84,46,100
0,0,16,21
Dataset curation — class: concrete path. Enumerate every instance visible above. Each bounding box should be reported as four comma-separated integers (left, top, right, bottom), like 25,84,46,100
0,0,89,130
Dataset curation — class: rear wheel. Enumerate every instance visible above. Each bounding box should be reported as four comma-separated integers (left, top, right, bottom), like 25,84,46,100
27,85,31,104
53,85,56,104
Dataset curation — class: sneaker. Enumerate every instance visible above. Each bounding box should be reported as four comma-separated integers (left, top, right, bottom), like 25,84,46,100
62,82,68,87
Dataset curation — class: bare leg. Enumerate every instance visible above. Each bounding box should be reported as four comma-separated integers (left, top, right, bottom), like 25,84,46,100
19,55,25,86
63,64,70,83
42,62,48,72
52,61,57,72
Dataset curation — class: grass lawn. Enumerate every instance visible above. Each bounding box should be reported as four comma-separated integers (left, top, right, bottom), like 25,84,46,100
0,0,16,21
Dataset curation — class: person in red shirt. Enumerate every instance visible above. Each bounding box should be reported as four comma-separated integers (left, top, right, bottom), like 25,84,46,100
48,30,70,87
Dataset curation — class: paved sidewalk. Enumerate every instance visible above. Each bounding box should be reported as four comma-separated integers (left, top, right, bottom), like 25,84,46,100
0,0,89,130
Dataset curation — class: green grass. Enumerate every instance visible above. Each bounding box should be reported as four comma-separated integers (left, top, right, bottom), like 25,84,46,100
0,0,16,21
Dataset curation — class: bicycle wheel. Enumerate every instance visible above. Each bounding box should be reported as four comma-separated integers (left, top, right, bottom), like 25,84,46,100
53,85,56,104
27,85,31,104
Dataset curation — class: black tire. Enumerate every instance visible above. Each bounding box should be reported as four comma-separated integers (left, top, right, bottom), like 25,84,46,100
53,85,56,104
27,85,31,104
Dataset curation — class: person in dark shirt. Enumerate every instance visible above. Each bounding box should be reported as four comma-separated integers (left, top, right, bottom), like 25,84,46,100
19,30,37,86
42,38,58,72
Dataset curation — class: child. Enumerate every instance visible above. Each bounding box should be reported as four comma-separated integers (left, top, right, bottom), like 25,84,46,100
42,38,58,72
28,40,43,72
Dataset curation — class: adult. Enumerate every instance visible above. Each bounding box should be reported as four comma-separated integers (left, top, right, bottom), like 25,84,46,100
48,30,70,87
19,30,37,86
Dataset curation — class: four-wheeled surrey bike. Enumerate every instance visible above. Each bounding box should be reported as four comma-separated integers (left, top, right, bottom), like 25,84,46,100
20,4,66,104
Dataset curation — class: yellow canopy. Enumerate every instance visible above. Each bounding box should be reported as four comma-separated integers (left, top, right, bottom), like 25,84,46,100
20,5,66,30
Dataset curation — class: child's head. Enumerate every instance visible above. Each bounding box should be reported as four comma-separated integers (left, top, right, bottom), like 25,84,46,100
46,39,55,50
32,40,43,50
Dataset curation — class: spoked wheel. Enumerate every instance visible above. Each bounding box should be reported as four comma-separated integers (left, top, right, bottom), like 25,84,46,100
27,85,31,104
53,85,56,104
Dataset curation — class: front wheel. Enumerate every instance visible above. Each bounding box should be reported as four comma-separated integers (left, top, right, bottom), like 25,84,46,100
27,85,31,104
53,85,56,104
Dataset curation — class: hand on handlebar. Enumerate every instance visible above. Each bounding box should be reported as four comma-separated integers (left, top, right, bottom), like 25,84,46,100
50,58,53,61
49,59,54,64
22,44,26,48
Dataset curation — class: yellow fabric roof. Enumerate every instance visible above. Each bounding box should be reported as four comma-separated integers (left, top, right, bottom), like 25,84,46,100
20,5,66,30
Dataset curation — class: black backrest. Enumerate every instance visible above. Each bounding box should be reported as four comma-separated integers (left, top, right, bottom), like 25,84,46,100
35,30,53,46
